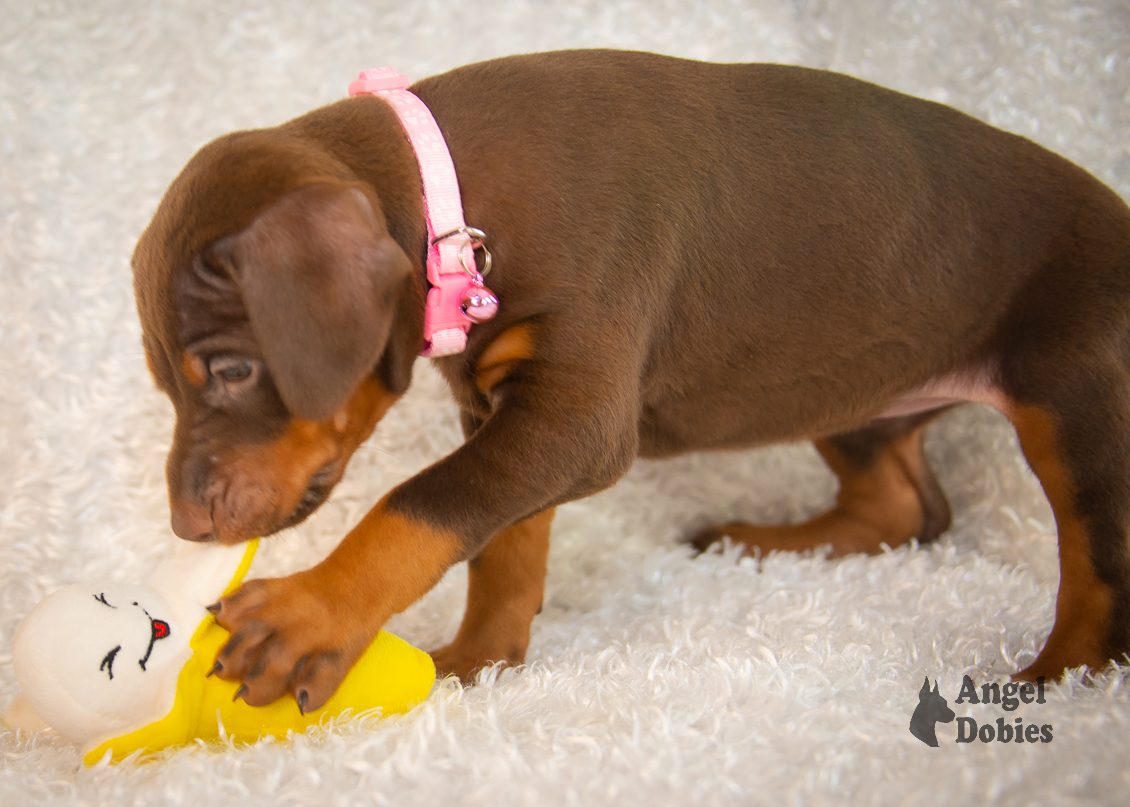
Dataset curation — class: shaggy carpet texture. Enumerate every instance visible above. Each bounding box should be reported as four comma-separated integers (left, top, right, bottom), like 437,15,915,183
2,0,1129,804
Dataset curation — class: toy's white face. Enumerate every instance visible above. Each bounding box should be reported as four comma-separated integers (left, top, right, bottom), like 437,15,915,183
13,582,191,743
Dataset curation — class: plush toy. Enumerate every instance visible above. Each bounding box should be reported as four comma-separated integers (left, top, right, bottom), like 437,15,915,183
4,539,435,765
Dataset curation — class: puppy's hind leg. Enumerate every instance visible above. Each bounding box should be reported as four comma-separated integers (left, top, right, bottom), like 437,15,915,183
1002,366,1130,681
996,195,1130,681
692,410,952,558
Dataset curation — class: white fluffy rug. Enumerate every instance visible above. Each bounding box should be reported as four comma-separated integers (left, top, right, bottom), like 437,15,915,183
3,1,1129,804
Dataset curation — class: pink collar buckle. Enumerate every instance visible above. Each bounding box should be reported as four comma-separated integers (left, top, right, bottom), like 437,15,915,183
349,69,498,357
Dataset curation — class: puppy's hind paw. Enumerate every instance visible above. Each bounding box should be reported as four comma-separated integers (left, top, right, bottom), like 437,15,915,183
687,525,734,556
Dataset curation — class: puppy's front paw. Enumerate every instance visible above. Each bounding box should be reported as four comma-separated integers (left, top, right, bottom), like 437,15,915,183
208,573,367,713
430,639,526,684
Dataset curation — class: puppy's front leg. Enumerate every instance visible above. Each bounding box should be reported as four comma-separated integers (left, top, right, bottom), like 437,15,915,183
430,508,554,682
207,497,464,712
210,352,638,710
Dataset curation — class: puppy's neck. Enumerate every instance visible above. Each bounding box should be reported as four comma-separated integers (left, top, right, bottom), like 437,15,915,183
281,96,430,277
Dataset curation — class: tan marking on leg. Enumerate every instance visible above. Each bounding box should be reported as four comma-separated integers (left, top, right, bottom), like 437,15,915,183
694,427,933,557
431,508,554,682
1009,404,1113,681
475,323,536,396
316,494,467,624
213,492,462,708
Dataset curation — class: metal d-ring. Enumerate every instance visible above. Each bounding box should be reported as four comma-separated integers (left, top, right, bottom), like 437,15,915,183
431,226,493,278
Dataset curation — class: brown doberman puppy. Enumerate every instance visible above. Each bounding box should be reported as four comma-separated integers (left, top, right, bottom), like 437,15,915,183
133,50,1130,712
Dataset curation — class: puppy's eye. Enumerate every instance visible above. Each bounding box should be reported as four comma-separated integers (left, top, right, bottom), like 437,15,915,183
208,357,255,383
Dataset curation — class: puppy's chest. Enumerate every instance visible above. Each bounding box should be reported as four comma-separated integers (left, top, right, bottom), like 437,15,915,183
444,367,494,422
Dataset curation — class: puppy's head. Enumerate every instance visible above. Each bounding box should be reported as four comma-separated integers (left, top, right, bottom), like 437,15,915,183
133,130,423,543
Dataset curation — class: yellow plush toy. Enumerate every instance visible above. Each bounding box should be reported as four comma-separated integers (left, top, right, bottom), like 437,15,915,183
4,540,435,765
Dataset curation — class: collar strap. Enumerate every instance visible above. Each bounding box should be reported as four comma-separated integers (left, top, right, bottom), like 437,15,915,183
349,69,498,357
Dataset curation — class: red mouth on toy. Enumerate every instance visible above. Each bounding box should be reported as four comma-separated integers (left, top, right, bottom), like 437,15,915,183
138,614,172,671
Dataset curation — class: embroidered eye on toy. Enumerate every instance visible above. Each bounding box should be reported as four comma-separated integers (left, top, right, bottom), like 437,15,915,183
3,540,435,765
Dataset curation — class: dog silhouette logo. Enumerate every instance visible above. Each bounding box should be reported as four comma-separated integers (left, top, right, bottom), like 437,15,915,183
909,676,955,747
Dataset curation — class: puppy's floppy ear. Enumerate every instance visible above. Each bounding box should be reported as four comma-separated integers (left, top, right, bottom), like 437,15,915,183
374,271,424,397
215,182,415,421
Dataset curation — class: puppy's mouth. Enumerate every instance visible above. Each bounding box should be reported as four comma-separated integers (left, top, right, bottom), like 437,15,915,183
199,460,344,544
278,463,339,530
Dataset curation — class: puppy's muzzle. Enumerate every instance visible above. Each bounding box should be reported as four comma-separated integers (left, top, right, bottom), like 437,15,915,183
170,499,215,542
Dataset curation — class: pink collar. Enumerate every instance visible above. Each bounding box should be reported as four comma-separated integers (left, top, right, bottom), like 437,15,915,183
349,69,498,357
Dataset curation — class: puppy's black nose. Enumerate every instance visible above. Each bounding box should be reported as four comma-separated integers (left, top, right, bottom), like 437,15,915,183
170,500,215,542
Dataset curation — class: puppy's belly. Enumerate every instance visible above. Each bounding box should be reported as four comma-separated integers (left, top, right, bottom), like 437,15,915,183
637,368,1006,458
879,370,1008,419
